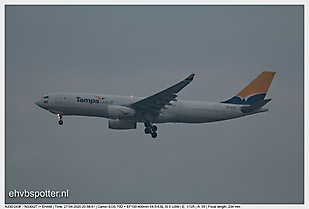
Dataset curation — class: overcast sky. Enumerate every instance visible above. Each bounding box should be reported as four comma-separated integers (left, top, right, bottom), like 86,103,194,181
5,5,304,204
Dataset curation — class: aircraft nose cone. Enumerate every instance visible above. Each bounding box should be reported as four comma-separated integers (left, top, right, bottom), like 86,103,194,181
35,99,41,107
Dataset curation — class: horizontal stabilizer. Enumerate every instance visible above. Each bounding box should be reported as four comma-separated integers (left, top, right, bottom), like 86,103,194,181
241,99,272,113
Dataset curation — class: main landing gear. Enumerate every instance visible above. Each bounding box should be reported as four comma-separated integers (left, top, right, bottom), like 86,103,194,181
144,121,157,138
57,114,63,125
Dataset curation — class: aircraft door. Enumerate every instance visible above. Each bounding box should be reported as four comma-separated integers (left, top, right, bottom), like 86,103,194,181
62,92,68,105
56,94,62,103
56,93,68,105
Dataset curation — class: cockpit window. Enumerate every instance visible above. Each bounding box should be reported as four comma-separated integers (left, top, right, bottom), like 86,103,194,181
43,96,49,99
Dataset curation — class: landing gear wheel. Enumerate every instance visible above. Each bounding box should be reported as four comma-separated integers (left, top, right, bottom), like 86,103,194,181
143,121,158,138
151,132,157,138
58,120,63,125
144,127,151,134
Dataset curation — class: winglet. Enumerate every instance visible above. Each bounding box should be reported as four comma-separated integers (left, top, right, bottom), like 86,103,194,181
185,74,195,81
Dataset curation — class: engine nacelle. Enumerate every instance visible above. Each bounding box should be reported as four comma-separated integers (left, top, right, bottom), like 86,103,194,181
108,119,137,130
107,105,136,119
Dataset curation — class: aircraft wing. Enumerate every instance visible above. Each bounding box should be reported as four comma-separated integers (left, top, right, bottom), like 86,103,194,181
131,74,195,113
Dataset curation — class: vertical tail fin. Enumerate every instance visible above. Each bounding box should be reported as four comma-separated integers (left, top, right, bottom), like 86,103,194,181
221,71,276,105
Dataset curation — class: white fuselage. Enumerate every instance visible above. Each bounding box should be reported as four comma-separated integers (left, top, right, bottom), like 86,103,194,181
35,92,268,124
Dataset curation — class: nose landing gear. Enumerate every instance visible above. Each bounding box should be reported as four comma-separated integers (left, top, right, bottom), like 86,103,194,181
144,121,157,138
57,114,63,125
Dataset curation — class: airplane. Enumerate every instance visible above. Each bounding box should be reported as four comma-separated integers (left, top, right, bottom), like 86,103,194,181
35,71,276,138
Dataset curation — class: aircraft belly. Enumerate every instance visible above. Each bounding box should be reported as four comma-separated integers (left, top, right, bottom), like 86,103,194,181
48,101,108,117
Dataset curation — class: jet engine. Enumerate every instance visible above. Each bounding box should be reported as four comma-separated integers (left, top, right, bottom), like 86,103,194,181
107,105,136,119
108,119,137,130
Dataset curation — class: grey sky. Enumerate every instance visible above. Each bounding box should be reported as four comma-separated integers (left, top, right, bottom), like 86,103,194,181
5,5,303,204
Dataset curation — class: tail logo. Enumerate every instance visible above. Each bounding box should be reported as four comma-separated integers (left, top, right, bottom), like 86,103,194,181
185,74,195,81
221,71,276,105
222,93,266,105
